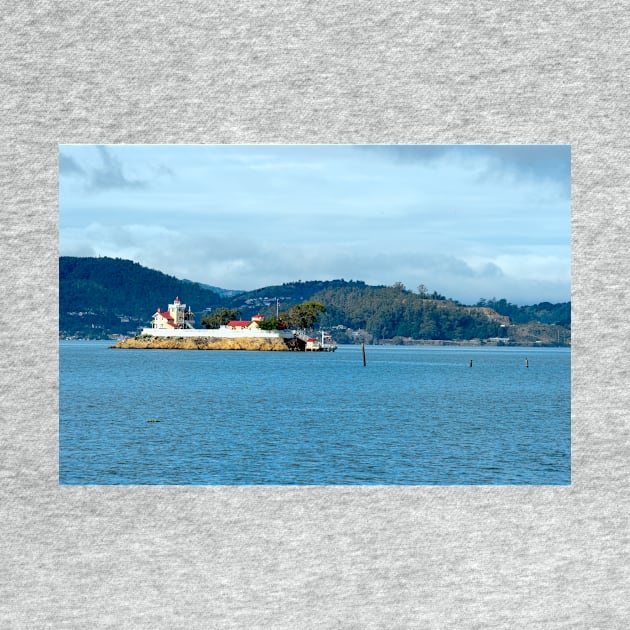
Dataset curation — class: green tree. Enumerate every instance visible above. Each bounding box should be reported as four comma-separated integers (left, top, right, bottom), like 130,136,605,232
286,301,326,330
257,316,288,331
201,307,241,329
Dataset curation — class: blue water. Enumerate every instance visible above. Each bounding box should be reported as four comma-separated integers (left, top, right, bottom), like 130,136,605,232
59,341,571,485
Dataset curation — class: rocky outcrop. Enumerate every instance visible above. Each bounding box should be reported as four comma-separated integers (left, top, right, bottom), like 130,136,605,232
111,335,290,351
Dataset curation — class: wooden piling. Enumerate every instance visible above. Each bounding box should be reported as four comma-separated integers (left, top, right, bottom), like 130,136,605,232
362,342,366,367
469,359,473,367
525,358,529,368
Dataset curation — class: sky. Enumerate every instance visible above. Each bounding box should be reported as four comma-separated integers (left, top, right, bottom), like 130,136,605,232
59,144,571,305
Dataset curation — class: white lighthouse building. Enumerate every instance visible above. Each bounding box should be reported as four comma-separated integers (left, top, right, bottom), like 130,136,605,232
150,297,195,329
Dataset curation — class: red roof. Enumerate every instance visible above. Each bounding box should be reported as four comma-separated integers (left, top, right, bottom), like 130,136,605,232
227,320,252,328
156,310,174,321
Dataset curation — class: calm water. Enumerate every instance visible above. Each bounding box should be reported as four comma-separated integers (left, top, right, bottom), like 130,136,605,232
59,341,571,485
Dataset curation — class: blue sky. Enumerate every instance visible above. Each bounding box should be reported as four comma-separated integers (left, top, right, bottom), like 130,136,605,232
59,144,571,305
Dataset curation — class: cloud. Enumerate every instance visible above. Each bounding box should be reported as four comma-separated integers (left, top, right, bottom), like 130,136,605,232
59,153,85,177
357,144,570,195
88,146,148,191
482,145,570,180
154,163,175,178
230,245,568,305
59,241,96,257
58,145,570,305
60,223,177,264
480,262,504,278
247,161,324,171
59,220,570,304
471,146,571,196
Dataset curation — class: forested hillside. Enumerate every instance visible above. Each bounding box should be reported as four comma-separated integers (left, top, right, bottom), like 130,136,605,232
59,257,570,345
311,284,504,341
223,279,375,318
476,298,570,327
223,280,570,344
60,257,221,338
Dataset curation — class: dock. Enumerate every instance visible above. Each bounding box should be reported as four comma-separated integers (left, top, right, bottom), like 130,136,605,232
294,331,338,352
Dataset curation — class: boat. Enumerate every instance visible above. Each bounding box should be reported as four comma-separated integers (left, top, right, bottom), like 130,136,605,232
304,331,337,352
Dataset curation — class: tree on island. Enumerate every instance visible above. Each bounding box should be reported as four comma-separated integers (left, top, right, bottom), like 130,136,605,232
256,317,288,331
200,307,242,329
257,302,326,331
285,301,326,330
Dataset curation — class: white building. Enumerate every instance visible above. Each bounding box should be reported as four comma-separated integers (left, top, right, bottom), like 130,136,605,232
150,297,195,329
142,305,295,340
225,313,264,330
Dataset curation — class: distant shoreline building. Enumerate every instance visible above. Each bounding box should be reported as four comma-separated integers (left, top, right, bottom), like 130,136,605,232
150,297,195,330
225,313,264,330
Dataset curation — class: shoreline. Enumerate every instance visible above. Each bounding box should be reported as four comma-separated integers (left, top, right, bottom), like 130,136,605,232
64,336,570,349
111,336,291,351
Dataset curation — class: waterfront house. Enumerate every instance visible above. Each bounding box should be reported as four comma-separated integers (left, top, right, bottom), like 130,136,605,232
150,297,195,329
225,313,264,330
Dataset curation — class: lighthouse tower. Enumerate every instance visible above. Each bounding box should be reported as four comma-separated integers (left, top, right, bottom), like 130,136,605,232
150,297,196,329
168,297,186,327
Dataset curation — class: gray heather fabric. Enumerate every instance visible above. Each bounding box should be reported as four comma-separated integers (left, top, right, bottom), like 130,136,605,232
1,2,628,628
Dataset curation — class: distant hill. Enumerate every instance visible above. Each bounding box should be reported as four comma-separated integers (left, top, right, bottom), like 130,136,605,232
60,257,222,338
224,280,570,345
59,257,570,345
475,298,570,327
181,278,243,298
223,279,377,318
310,284,506,342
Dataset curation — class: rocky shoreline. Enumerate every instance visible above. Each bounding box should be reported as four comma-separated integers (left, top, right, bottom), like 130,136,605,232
111,335,290,351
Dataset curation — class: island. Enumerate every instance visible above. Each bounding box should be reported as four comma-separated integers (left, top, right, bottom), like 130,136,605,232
111,297,336,351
